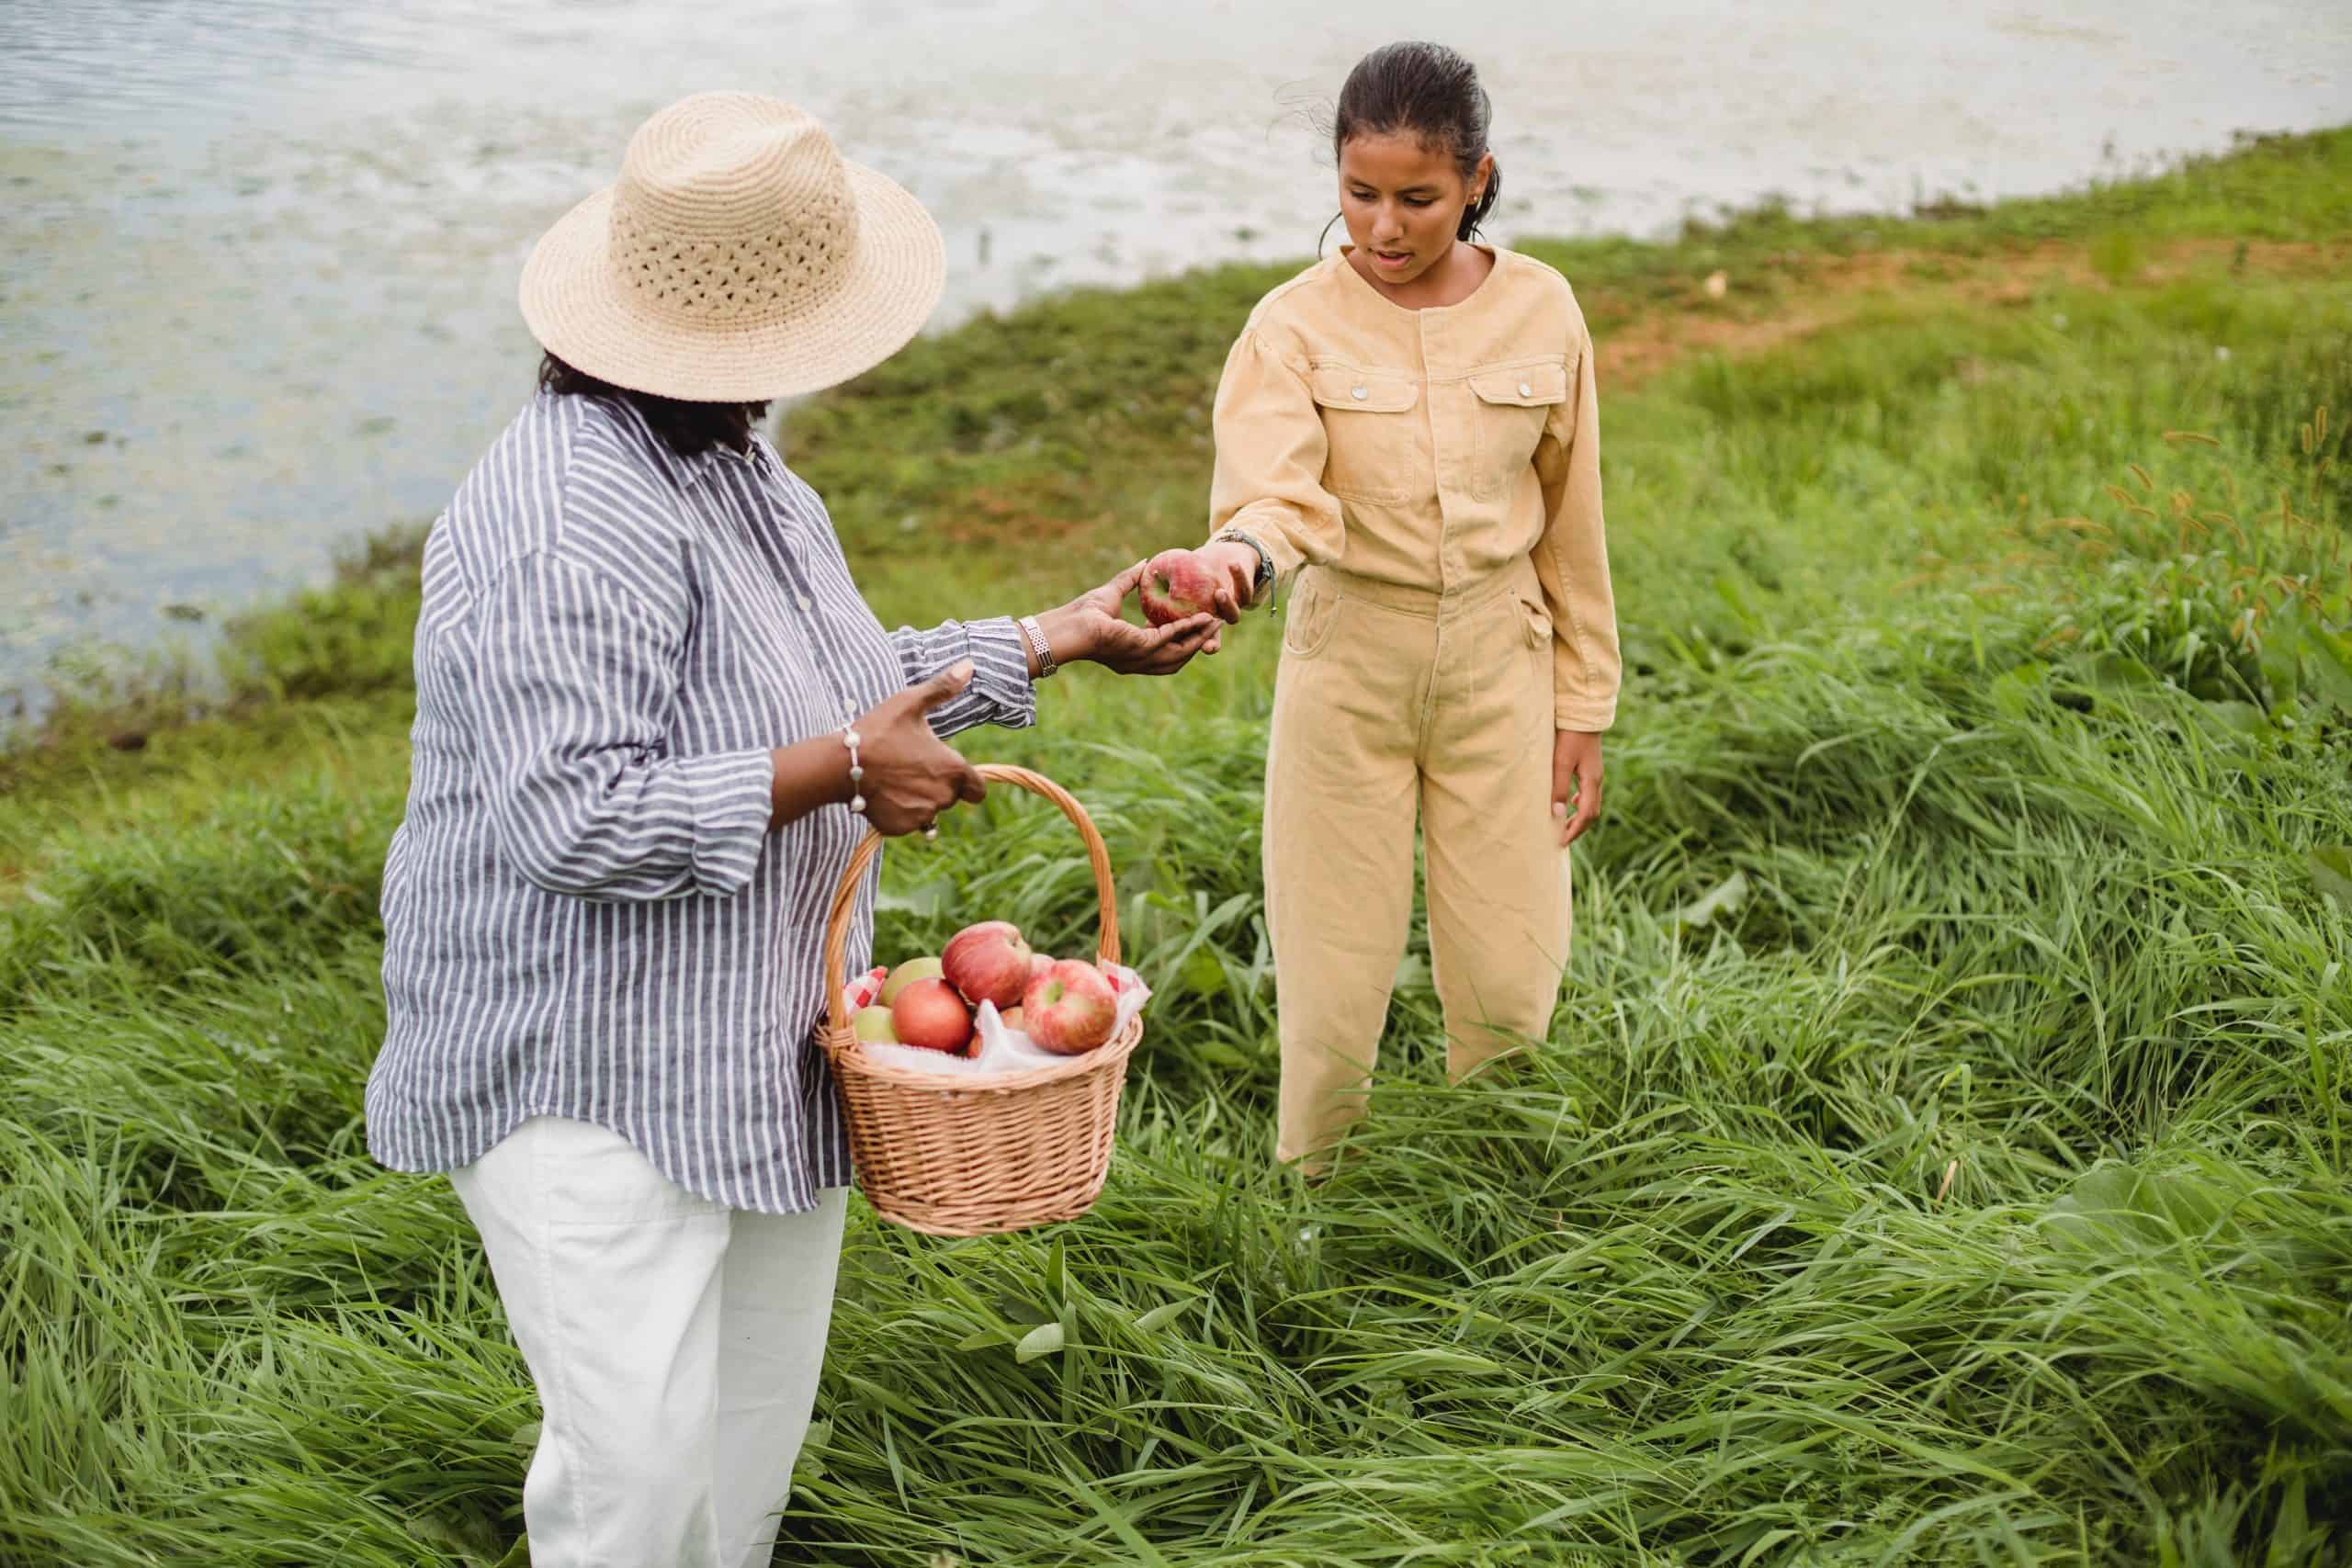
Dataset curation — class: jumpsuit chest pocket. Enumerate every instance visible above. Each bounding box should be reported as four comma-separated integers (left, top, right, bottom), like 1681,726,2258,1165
1467,361,1569,500
1309,365,1429,505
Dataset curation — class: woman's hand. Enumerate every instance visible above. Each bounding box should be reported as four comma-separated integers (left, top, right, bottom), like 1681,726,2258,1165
766,664,988,835
1553,729,1603,847
1030,561,1224,677
849,663,989,835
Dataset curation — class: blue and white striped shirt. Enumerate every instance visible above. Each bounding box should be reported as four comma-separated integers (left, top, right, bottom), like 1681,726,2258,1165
364,390,1036,1213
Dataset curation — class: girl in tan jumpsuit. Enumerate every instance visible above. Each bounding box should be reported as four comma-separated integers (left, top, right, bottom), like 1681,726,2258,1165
1191,42,1623,1169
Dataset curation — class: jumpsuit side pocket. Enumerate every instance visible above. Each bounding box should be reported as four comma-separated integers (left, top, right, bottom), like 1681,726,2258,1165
1518,595,1553,682
1282,570,1344,662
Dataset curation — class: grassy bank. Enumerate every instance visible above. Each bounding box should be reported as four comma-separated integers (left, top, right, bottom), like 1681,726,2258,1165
5,130,2351,1565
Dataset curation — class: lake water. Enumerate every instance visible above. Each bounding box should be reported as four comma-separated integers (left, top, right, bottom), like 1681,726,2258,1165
4,0,2347,711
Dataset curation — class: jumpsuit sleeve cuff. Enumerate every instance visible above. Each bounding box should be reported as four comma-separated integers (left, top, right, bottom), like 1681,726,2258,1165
1555,700,1617,733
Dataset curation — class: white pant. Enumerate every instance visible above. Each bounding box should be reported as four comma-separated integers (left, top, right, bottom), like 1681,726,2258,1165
449,1114,847,1568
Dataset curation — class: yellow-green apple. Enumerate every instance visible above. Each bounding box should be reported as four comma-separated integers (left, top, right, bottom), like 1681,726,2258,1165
877,956,942,1007
852,1006,899,1044
1022,960,1119,1054
942,920,1033,1010
890,977,973,1054
1140,548,1218,627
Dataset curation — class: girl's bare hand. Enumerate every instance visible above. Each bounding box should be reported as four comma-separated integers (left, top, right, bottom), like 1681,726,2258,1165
1553,729,1603,846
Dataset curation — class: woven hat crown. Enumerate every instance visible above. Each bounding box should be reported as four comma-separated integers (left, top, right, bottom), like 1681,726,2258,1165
519,88,942,400
607,93,861,328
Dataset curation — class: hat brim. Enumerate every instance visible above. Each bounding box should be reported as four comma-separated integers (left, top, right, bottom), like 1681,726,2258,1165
518,160,945,402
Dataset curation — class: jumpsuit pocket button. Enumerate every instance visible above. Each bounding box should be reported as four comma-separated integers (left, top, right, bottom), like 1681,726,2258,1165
1351,385,1368,400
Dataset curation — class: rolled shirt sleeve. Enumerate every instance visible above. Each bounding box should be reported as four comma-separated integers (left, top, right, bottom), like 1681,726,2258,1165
889,615,1037,738
468,549,775,900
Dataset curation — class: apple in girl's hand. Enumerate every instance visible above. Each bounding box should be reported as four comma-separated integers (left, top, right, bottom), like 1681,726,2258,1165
1022,960,1119,1054
852,1006,899,1045
877,956,942,1007
891,977,973,1054
1140,548,1218,627
942,920,1033,1010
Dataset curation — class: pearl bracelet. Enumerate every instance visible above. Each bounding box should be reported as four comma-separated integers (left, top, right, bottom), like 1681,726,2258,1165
842,725,866,816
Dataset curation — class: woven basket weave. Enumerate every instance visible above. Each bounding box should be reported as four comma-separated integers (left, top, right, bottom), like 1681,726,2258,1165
818,764,1144,1237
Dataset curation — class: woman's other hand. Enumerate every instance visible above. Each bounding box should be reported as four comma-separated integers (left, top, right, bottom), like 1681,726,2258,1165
850,663,989,835
1553,729,1603,847
1031,561,1223,677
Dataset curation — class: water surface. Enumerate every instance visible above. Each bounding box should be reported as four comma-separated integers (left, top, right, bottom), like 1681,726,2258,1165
4,0,2347,707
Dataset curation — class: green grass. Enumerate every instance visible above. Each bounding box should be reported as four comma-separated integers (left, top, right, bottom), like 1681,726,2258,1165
6,130,2352,1565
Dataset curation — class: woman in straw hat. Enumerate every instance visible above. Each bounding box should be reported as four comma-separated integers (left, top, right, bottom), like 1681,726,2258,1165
362,92,1220,1565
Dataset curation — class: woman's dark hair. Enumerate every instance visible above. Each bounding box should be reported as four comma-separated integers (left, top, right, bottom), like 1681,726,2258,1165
1332,40,1501,243
537,352,768,460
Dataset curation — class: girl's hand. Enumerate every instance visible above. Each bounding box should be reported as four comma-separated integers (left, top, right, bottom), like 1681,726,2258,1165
1194,540,1262,623
1553,729,1603,846
851,663,989,835
1032,561,1223,676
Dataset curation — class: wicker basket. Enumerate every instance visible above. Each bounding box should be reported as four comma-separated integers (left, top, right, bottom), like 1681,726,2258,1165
817,763,1145,1237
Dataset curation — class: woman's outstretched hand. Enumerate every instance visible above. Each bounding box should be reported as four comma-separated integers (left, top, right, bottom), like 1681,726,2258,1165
1030,560,1223,676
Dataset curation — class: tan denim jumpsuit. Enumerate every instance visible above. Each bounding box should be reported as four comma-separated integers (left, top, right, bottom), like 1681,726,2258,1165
1207,246,1623,1167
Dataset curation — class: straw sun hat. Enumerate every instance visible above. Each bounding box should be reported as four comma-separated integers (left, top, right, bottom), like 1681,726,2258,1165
519,91,944,402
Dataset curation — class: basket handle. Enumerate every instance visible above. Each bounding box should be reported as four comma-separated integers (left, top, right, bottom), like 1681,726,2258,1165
820,763,1122,1036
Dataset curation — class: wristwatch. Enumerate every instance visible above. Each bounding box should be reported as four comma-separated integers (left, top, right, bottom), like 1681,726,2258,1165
1016,615,1057,679
1214,529,1277,610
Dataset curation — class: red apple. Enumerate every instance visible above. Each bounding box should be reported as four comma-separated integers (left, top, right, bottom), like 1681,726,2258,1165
942,920,1034,1010
1022,960,1120,1055
1001,1006,1024,1032
1029,953,1055,984
1140,547,1218,627
890,977,973,1055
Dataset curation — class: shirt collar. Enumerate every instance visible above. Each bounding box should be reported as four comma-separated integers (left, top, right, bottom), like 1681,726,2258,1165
597,391,775,492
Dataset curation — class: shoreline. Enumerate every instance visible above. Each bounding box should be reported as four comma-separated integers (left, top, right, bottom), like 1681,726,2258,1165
6,124,2346,774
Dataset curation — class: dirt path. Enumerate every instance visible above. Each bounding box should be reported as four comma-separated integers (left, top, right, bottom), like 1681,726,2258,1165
1593,237,2350,390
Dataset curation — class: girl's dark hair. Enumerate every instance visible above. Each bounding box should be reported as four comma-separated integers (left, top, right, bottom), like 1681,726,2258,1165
1332,40,1501,243
537,352,768,460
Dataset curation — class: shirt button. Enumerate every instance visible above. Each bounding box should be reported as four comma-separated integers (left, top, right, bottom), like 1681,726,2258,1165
1351,385,1368,400
797,594,814,613
1518,381,1533,398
